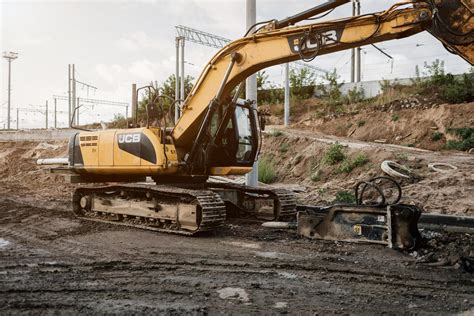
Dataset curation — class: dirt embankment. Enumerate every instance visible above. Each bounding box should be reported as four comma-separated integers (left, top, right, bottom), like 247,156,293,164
260,129,474,216
0,141,72,201
264,99,473,151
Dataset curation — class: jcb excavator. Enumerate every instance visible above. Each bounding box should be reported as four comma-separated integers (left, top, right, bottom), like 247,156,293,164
55,0,473,235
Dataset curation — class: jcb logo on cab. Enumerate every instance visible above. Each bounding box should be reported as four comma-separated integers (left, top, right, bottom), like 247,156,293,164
118,134,141,143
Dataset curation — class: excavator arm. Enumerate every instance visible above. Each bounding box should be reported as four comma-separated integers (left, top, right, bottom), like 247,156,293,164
172,0,473,161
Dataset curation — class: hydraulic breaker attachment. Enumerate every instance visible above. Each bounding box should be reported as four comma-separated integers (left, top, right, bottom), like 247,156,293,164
297,204,421,250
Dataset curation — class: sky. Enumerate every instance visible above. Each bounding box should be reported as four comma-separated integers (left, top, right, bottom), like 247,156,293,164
1,0,472,128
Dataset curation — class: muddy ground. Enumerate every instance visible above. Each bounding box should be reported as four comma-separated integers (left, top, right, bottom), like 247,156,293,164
0,197,473,314
0,136,473,314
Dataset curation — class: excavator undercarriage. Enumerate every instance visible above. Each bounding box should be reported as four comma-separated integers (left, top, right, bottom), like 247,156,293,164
71,182,297,235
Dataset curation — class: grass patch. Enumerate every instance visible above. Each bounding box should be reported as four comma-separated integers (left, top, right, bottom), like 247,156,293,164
270,130,283,137
431,131,443,141
334,191,356,204
279,143,289,153
391,114,400,122
357,120,366,127
258,156,277,184
336,153,369,174
446,127,474,151
322,143,346,165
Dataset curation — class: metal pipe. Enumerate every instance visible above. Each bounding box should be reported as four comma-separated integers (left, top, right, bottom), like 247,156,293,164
275,0,349,29
284,63,290,126
37,158,69,165
132,83,137,127
16,108,19,130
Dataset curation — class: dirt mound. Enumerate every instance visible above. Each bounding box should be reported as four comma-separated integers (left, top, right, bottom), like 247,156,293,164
0,140,72,201
261,129,474,216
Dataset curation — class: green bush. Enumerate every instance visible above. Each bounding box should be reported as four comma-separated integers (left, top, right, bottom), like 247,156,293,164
310,170,321,182
446,127,474,151
352,153,369,167
431,131,443,141
270,130,283,137
391,114,400,122
336,153,369,173
334,191,356,204
258,157,277,184
279,143,289,153
357,120,366,127
322,143,346,165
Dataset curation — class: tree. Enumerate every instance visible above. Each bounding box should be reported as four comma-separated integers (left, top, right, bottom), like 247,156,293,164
136,74,194,125
317,68,343,105
257,71,269,90
289,67,317,99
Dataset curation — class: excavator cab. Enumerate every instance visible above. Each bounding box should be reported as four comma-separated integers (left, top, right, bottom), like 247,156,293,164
207,99,259,168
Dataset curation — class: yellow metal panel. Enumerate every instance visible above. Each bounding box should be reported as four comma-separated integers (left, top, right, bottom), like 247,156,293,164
98,130,115,166
78,132,99,166
210,166,252,176
114,129,142,166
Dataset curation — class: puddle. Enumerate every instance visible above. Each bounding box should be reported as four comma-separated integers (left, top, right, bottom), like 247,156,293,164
0,238,11,249
217,287,249,302
221,241,261,249
274,302,288,309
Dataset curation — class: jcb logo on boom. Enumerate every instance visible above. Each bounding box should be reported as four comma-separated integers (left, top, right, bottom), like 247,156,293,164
118,133,141,144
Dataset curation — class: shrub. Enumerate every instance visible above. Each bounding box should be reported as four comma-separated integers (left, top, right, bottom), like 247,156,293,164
357,120,366,127
279,143,289,153
334,191,356,204
270,130,283,137
336,153,369,173
322,143,345,165
446,127,474,151
258,156,277,184
317,69,343,105
310,170,321,182
352,153,369,167
391,114,400,122
431,131,443,141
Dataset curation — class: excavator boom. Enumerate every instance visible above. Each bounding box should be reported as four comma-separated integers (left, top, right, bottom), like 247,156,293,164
172,0,473,152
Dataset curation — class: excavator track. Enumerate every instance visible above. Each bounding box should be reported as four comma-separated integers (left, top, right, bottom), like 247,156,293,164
206,183,297,220
72,184,226,235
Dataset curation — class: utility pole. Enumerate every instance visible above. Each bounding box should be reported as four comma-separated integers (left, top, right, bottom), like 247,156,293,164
45,100,48,129
175,37,181,123
284,63,290,126
131,83,137,126
3,51,18,130
72,64,76,123
350,1,356,83
68,64,71,126
180,38,185,112
76,97,80,126
54,98,57,128
245,0,258,187
356,0,361,82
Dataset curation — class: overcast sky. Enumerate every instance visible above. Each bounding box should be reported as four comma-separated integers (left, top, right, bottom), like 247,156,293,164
1,0,471,128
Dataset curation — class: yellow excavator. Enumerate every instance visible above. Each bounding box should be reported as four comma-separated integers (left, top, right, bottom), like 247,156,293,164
56,0,473,235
